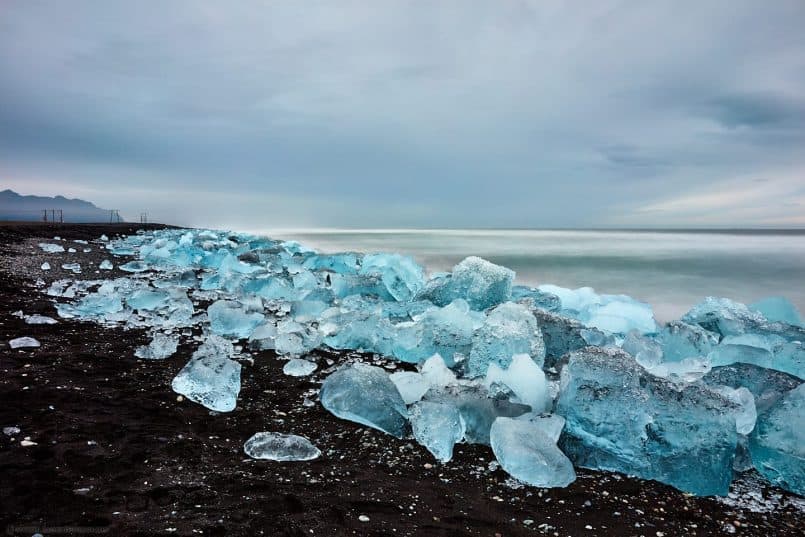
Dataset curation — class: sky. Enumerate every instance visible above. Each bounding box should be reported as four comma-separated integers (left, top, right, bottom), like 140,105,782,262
1,0,804,229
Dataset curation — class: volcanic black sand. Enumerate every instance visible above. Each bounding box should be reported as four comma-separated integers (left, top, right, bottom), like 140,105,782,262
1,222,803,537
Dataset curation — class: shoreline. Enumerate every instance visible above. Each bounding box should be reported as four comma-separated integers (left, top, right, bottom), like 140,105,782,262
1,223,803,536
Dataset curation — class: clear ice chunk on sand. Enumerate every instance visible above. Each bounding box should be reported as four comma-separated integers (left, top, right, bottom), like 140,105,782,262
99,260,113,270
244,432,321,461
320,363,408,438
9,337,41,349
409,401,465,462
283,358,317,377
208,300,265,339
171,336,241,412
38,243,64,253
135,333,179,360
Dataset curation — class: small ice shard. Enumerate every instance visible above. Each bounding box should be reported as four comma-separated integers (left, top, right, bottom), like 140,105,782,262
556,346,741,496
24,314,57,325
467,302,545,377
320,363,408,438
3,426,20,436
484,354,549,412
135,333,179,360
409,401,465,462
418,256,514,311
171,336,241,412
83,248,91,253
119,260,149,272
490,414,576,488
67,247,76,253
99,259,113,270
40,262,51,270
749,383,805,495
283,358,317,377
38,243,64,253
61,263,81,273
9,337,41,349
244,432,321,461
99,234,109,241
358,253,425,301
208,300,265,339
749,296,803,327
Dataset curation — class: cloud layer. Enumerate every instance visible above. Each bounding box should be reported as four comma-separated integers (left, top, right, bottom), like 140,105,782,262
1,1,804,228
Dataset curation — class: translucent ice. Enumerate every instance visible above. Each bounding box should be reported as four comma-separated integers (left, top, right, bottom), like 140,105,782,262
9,337,41,349
244,432,321,461
40,262,51,270
171,336,241,412
409,401,465,462
703,363,801,413
749,296,803,327
389,371,430,405
320,363,408,438
484,354,549,412
38,243,64,253
556,346,740,496
394,299,481,366
61,263,81,274
658,321,719,361
359,253,425,302
208,300,265,338
24,314,58,325
419,257,514,311
711,386,757,435
99,260,113,270
119,261,149,272
467,302,544,377
490,414,576,488
135,333,179,360
511,286,561,312
748,384,805,495
127,289,170,311
283,358,317,377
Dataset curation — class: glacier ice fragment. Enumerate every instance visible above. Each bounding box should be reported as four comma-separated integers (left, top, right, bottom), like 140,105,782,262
171,336,241,412
467,302,544,377
409,401,465,462
484,354,549,412
419,256,514,311
99,260,113,270
135,333,179,360
244,432,321,461
208,300,265,338
749,296,803,327
282,358,317,377
9,337,41,349
40,262,50,270
38,243,64,253
24,314,57,325
320,363,408,438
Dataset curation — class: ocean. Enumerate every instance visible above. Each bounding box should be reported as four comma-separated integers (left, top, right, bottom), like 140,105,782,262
264,229,805,322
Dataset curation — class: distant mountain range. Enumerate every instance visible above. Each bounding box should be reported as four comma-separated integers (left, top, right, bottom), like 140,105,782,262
0,189,122,222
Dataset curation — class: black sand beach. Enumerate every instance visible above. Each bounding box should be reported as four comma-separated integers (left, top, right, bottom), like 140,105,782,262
1,223,803,536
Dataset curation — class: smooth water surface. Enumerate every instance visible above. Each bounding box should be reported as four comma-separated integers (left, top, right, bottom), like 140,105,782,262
264,229,805,322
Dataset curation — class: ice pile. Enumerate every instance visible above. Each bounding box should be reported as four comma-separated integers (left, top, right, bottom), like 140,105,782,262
45,228,804,496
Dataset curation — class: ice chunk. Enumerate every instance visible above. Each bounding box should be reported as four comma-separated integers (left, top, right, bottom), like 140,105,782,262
389,372,430,405
646,357,712,383
711,386,757,435
208,300,265,338
749,296,803,327
622,331,663,369
420,354,457,388
467,302,544,377
24,314,58,325
283,358,317,377
99,260,113,270
171,336,241,412
419,257,514,311
302,253,360,274
61,263,81,274
127,289,170,311
511,286,561,312
708,334,804,380
135,333,179,360
67,247,76,253
409,401,465,462
9,337,41,349
682,297,765,337
393,300,481,366
703,363,802,413
119,261,149,272
584,297,657,335
359,253,425,302
319,363,408,438
658,321,718,361
244,432,321,461
40,262,51,270
38,243,64,253
532,310,595,369
484,354,549,412
748,384,805,495
490,415,576,488
556,346,741,496
99,234,109,241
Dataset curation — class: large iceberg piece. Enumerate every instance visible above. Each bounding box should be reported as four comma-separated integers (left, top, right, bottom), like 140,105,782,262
556,347,740,496
418,256,514,311
748,384,805,495
319,363,408,438
243,432,321,461
490,414,576,488
467,302,544,377
171,336,241,412
409,401,465,462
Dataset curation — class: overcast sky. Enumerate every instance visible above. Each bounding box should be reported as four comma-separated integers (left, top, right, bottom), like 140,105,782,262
1,1,804,229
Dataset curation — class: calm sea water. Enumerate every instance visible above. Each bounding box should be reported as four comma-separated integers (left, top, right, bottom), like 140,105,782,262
263,229,805,322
